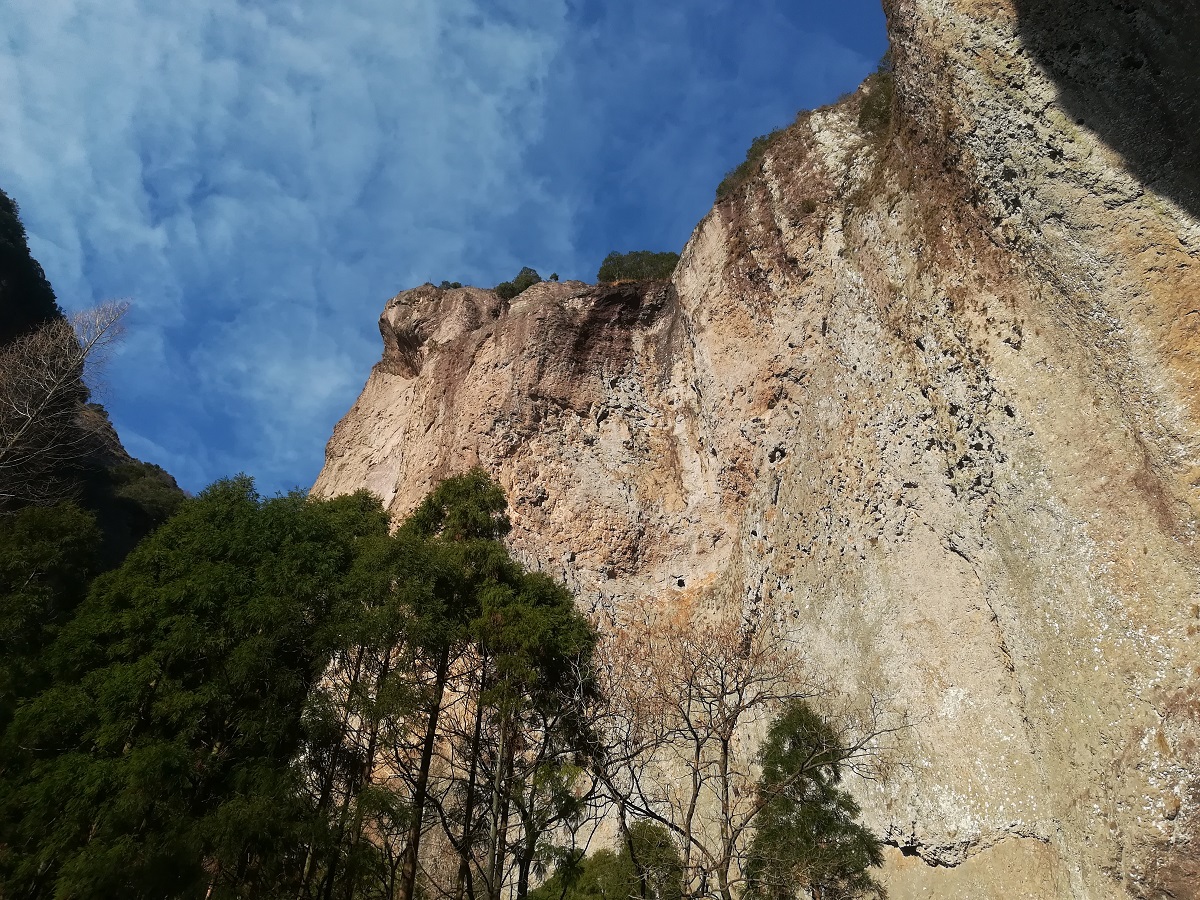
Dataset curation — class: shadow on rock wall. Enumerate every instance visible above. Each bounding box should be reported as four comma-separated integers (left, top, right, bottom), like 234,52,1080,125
1012,0,1200,221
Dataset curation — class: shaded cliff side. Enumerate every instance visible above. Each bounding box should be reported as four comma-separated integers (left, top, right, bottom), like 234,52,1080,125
315,0,1200,896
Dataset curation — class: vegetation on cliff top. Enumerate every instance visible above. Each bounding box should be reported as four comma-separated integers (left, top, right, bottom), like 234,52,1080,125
715,129,788,203
495,266,544,299
596,250,680,283
0,191,184,559
0,188,61,346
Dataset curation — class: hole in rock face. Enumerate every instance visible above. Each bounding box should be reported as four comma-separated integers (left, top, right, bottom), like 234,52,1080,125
677,578,686,588
900,846,919,858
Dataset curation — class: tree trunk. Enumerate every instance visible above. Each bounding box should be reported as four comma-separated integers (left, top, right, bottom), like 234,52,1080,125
299,646,366,900
456,665,488,900
342,647,392,900
397,645,450,900
485,712,512,900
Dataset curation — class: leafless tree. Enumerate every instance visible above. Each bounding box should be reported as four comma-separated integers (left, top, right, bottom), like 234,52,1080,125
0,300,128,510
591,597,903,900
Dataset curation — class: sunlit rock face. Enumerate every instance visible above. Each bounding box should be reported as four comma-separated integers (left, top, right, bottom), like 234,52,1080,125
315,0,1200,895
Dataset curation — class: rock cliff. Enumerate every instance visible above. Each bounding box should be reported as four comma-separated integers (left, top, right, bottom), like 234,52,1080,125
314,0,1200,896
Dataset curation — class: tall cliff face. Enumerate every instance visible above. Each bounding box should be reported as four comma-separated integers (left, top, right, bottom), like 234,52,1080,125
315,1,1200,896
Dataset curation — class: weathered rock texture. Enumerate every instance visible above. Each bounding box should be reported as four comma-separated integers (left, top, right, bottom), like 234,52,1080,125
315,0,1200,896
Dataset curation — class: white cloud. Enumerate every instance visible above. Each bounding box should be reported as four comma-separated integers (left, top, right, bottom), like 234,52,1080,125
0,0,573,492
0,0,884,494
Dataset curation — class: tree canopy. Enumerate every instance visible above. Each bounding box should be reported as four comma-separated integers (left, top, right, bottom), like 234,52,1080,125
495,267,543,300
596,251,679,283
0,188,62,346
0,479,392,899
745,701,884,900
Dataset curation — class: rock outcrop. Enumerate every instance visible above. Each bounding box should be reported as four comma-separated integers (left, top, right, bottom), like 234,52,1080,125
315,0,1200,896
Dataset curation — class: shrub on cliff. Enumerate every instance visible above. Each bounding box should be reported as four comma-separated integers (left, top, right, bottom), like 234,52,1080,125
715,128,786,202
858,56,894,136
596,250,680,283
494,266,542,299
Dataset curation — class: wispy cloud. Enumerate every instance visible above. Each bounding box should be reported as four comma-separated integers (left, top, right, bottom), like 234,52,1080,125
1,0,573,491
0,0,884,493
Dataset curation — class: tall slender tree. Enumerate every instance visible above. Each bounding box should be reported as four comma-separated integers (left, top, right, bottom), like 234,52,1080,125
744,701,884,900
393,469,512,900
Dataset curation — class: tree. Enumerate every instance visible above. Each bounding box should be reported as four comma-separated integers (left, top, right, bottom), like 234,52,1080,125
0,479,392,900
495,268,542,300
0,301,128,511
470,570,596,900
0,503,101,734
530,822,683,900
595,252,679,284
291,512,428,900
392,472,597,900
391,469,514,900
592,599,900,900
745,702,884,900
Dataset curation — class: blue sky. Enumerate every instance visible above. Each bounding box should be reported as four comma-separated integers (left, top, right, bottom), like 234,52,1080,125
0,0,887,495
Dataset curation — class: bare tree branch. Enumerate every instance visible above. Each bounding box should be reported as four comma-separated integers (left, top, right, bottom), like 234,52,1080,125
0,300,128,510
590,597,905,900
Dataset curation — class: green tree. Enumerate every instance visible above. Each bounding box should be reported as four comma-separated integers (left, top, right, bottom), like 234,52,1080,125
0,479,391,900
595,252,679,284
0,503,101,733
392,469,513,900
495,267,543,300
530,822,682,900
744,701,884,900
293,511,428,900
383,470,596,900
472,570,596,900
0,187,62,346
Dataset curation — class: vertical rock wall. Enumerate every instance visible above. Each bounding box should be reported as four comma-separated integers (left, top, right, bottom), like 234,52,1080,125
315,1,1200,895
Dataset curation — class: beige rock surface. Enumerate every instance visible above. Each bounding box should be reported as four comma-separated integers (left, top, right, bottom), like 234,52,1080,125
315,0,1200,895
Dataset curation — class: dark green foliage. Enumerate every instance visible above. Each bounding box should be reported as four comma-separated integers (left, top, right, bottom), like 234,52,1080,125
595,251,679,284
530,822,682,900
495,267,543,300
0,503,101,732
0,468,597,900
440,281,463,289
0,187,62,346
857,61,894,137
745,701,884,900
405,467,511,544
391,468,597,900
0,479,391,900
79,455,186,567
715,129,786,202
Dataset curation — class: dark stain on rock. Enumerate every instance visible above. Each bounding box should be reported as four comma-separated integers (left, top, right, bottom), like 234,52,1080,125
1011,0,1200,220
